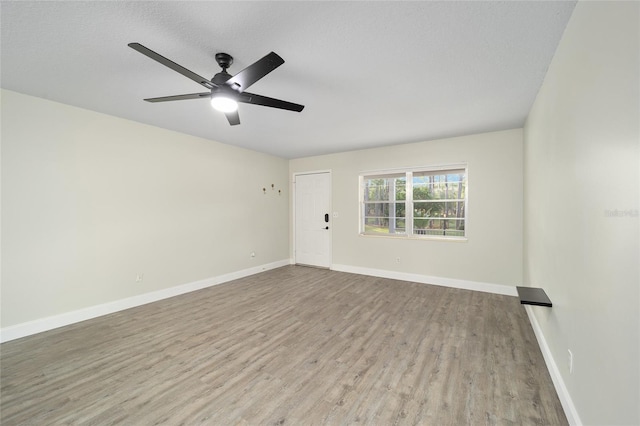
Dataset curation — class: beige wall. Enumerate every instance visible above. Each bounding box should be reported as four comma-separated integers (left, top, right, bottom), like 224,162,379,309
290,129,523,287
524,1,639,424
1,89,290,327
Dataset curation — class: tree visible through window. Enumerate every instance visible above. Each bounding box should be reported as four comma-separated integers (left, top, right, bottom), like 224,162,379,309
362,173,406,234
361,167,467,238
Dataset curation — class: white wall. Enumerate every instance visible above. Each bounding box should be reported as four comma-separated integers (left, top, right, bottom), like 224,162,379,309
523,1,639,424
1,89,290,328
290,129,523,289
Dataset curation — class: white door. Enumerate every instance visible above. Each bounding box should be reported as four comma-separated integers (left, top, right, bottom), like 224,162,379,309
294,172,331,268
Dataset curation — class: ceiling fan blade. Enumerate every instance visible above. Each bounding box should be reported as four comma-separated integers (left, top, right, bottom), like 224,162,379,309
224,52,284,92
128,43,216,90
238,92,304,112
144,92,211,103
225,110,240,126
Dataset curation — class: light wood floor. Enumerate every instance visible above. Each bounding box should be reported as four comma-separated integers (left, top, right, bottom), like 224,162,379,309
1,266,567,425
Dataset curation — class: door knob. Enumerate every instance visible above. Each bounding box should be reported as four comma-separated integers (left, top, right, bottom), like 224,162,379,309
324,213,329,223
324,226,329,230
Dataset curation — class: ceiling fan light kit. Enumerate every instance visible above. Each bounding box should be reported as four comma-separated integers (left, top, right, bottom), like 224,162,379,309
210,95,238,113
128,43,304,126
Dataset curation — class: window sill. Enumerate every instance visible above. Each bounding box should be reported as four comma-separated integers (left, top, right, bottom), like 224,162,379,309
359,233,468,242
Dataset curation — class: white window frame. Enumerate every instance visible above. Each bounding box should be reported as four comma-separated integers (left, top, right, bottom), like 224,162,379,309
359,164,468,241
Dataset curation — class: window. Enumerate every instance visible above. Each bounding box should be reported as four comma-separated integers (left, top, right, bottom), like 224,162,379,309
360,166,467,239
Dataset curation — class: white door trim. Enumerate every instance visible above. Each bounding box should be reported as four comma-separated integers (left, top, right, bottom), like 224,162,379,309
292,170,332,267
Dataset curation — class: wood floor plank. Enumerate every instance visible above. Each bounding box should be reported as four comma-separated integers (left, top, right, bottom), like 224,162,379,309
1,266,567,425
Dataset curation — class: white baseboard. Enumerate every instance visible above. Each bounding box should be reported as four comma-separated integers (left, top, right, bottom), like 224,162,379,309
331,264,518,296
524,305,582,426
0,259,290,343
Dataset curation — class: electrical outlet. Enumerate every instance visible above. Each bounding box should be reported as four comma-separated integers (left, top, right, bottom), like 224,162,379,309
136,273,144,283
568,349,573,374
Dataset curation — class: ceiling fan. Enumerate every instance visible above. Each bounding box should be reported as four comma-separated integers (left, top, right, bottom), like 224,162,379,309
128,43,304,126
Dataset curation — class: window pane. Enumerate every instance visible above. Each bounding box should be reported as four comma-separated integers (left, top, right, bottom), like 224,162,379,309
363,201,406,234
363,175,406,202
413,201,464,219
412,176,433,201
395,178,406,201
364,202,390,217
413,200,445,218
441,201,464,218
413,172,466,201
364,179,389,202
413,218,465,236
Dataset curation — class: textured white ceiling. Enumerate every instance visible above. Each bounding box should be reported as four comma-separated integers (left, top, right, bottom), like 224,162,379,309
1,1,576,159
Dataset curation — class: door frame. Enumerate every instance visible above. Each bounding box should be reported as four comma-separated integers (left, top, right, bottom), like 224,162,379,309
292,170,332,267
